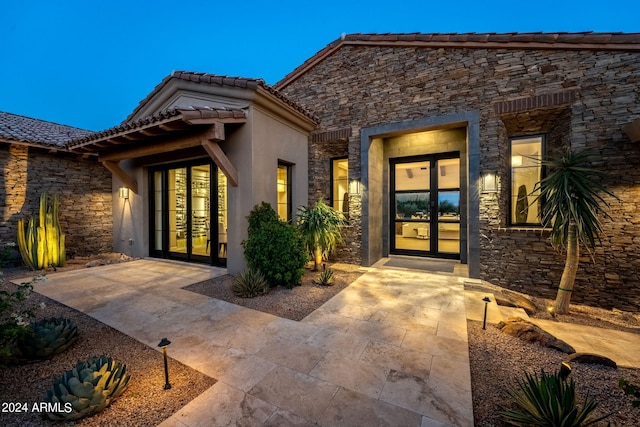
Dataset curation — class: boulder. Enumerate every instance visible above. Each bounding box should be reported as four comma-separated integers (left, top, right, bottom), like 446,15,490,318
564,353,617,369
85,253,134,268
494,290,537,315
496,317,575,354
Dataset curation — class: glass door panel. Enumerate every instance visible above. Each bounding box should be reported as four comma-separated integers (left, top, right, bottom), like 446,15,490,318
392,156,460,258
191,165,210,257
436,158,461,255
437,191,460,254
169,167,187,255
153,171,164,252
393,161,431,252
217,170,228,261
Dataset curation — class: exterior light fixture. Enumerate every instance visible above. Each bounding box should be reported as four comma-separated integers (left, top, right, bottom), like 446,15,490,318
348,179,361,195
158,338,172,390
481,171,497,193
119,187,130,199
482,296,491,330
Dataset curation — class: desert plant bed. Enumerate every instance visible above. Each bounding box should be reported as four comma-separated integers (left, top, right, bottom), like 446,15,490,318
0,275,215,426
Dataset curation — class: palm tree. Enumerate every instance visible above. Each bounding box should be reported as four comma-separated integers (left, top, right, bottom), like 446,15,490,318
297,200,347,271
532,148,616,314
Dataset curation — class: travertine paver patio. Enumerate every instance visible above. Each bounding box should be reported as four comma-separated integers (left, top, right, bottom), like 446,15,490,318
25,258,474,426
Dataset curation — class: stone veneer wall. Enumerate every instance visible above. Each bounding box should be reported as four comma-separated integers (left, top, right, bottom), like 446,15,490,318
282,45,640,311
0,144,113,259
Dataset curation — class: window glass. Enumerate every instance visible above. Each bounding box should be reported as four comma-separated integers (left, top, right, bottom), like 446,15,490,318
511,137,543,224
395,161,430,191
332,158,349,217
277,163,291,221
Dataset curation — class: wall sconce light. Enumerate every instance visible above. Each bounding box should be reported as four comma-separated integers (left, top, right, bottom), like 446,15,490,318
349,179,361,195
511,155,523,167
119,187,130,199
481,171,497,193
158,338,172,390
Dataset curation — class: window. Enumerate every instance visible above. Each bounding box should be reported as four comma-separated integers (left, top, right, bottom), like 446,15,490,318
277,162,292,221
331,158,349,218
510,136,544,225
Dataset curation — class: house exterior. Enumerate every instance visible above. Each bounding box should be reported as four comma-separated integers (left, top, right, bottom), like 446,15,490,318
1,72,316,275
1,32,639,311
276,32,640,311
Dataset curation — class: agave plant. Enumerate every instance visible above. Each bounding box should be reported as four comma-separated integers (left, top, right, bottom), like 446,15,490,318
317,269,335,286
232,268,270,298
19,317,78,360
500,369,611,427
45,355,131,421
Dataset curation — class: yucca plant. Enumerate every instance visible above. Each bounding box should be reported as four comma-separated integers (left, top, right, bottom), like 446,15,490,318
17,192,66,270
530,149,617,314
45,355,130,421
19,317,78,360
500,369,610,427
297,200,347,271
232,269,270,298
317,269,335,286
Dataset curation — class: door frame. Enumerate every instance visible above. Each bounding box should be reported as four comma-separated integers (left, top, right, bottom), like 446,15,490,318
148,159,226,266
389,152,460,259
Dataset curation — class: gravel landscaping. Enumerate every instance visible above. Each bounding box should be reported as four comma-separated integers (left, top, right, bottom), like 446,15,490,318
184,262,364,321
2,257,639,426
1,261,215,427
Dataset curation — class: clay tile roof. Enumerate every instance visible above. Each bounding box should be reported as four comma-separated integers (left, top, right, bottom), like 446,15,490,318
276,31,640,90
0,111,92,148
126,71,317,124
68,106,247,148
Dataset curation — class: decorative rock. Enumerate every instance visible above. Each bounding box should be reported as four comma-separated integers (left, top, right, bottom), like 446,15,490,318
85,253,134,268
494,290,538,315
496,317,576,354
564,353,617,369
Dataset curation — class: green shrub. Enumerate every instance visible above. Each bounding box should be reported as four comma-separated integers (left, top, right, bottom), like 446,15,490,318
317,269,335,286
0,273,45,366
232,269,270,298
247,201,280,233
500,369,610,427
243,203,309,289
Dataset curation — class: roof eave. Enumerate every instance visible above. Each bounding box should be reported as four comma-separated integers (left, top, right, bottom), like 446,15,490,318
275,32,640,90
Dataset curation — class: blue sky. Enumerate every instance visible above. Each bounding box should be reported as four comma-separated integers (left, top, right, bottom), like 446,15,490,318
1,0,638,131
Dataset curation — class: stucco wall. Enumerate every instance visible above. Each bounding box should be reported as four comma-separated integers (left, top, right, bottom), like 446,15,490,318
0,144,113,260
281,45,640,311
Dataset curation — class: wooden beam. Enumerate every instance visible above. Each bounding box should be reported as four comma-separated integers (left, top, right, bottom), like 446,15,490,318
102,161,138,194
140,128,167,137
123,132,147,141
159,122,189,131
99,127,218,162
202,139,238,187
106,137,130,144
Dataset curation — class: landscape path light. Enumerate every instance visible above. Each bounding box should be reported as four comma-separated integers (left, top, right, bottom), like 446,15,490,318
158,338,172,390
482,296,491,330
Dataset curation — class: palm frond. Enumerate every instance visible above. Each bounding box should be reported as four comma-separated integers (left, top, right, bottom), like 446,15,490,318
530,148,617,250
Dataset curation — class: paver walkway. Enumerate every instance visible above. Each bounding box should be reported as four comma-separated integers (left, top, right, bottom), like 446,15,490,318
26,258,474,427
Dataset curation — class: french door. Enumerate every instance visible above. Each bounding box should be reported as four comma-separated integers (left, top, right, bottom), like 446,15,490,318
150,160,227,266
390,153,460,259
